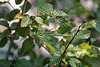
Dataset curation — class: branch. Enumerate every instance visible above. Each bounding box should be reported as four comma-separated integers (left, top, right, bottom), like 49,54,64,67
62,22,85,55
5,0,28,59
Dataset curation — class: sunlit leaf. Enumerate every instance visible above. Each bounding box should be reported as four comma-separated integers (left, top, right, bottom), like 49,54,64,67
50,10,68,16
80,43,92,50
49,54,64,66
73,30,91,40
35,17,44,24
59,39,65,46
44,42,56,53
90,20,100,32
21,14,32,27
37,3,53,14
14,12,25,19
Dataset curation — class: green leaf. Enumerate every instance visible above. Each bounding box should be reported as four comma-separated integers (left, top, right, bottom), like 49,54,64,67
82,23,93,29
73,30,91,40
85,56,100,67
35,0,48,7
68,59,76,67
66,36,72,44
21,14,32,27
79,59,92,67
37,35,44,48
57,22,72,34
21,38,34,54
0,21,9,27
44,42,56,53
0,13,4,18
0,29,10,39
12,59,33,67
0,37,8,47
18,27,29,37
35,55,44,67
15,0,22,5
12,43,18,49
15,33,19,40
71,58,81,64
11,22,18,30
48,18,55,23
37,3,53,14
20,2,31,13
35,17,44,24
7,9,20,21
0,60,9,67
56,17,67,25
0,1,8,4
59,39,65,46
50,10,68,16
42,57,50,66
49,54,64,66
90,20,100,32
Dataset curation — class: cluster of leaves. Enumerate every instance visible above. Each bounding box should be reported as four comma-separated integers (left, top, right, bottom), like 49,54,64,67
0,0,100,67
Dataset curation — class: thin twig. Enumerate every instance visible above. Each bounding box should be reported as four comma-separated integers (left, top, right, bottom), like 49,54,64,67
5,0,28,59
62,22,84,55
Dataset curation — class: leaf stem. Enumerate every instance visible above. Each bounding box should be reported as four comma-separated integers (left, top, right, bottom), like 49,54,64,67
5,0,28,59
31,33,69,37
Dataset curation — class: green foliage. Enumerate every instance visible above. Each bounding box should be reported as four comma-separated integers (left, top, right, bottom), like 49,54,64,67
68,58,81,67
0,60,9,67
21,38,34,55
0,13,4,18
35,17,44,24
0,37,8,47
15,0,22,5
0,29,10,39
37,3,53,14
73,30,91,40
85,56,100,67
45,42,56,53
7,9,20,21
21,14,32,27
18,27,29,37
48,53,65,66
11,59,33,67
59,39,66,46
37,35,44,48
0,21,9,27
20,2,31,13
0,0,100,67
11,22,18,30
37,3,68,16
